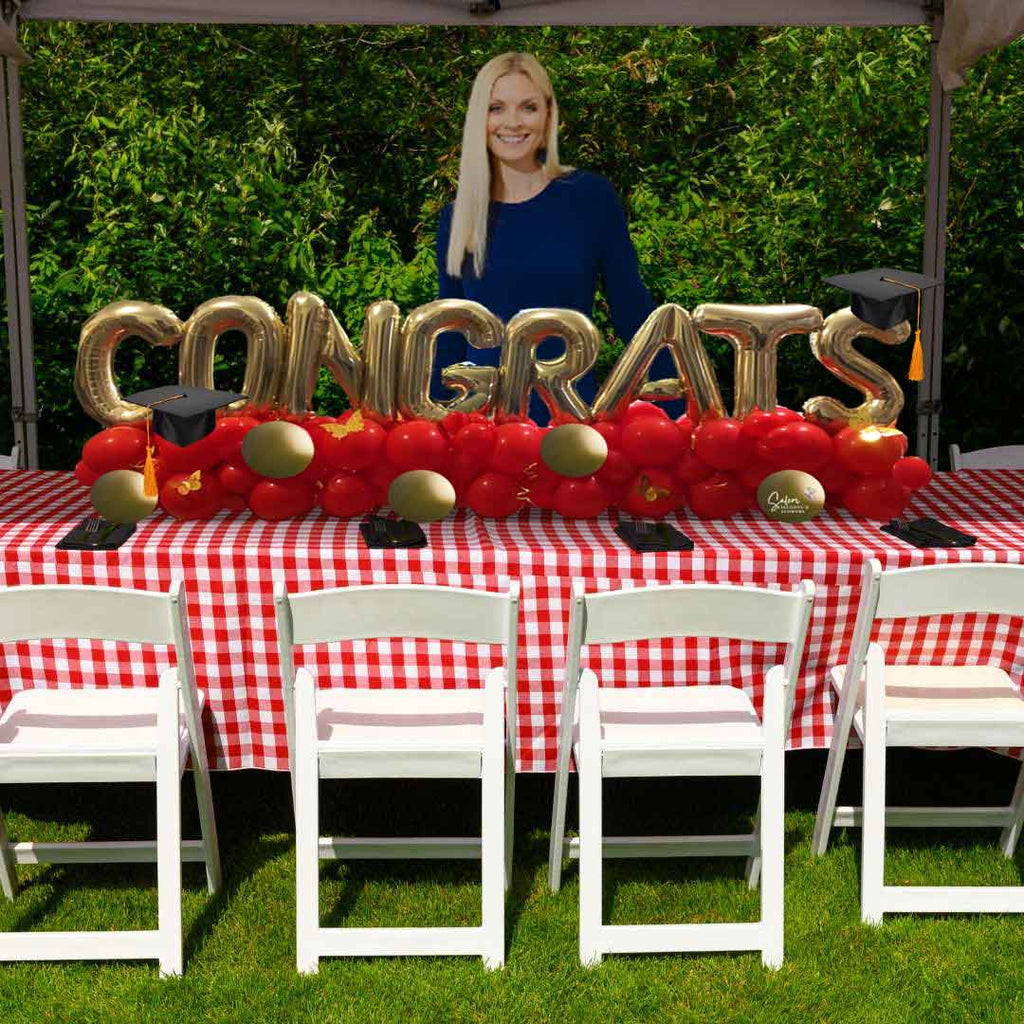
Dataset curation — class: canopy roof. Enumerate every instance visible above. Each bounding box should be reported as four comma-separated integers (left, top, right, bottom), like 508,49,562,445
20,1,933,28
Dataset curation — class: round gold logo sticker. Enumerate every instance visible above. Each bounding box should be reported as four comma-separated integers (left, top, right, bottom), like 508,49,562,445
757,470,826,523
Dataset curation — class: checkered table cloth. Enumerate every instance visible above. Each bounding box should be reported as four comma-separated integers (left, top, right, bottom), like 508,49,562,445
1,469,1021,771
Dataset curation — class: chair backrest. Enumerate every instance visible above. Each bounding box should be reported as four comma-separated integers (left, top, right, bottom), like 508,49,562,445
836,558,1024,740
949,443,1024,471
0,443,21,470
274,582,521,765
0,580,204,751
563,579,815,731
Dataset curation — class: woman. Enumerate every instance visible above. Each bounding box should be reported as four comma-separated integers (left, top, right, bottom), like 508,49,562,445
435,51,678,423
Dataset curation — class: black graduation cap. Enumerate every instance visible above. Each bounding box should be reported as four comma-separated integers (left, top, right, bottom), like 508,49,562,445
126,385,246,446
824,268,942,380
824,268,940,330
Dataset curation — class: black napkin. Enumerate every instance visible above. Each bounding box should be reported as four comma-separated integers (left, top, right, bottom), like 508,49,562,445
881,515,977,548
359,515,427,549
615,520,694,553
56,517,137,551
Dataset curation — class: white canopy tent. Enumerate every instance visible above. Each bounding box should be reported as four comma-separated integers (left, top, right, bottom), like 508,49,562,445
1,1,1021,468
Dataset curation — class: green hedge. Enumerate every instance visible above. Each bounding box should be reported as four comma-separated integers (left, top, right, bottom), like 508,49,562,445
1,23,1021,468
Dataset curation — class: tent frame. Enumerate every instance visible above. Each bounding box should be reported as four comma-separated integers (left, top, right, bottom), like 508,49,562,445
1,1,950,468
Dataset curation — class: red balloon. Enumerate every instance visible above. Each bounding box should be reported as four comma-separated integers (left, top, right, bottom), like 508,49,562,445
319,473,378,517
156,435,221,473
82,426,146,474
466,471,523,517
674,415,695,447
385,421,448,472
490,422,542,475
815,459,854,502
740,410,776,441
834,427,904,476
74,459,100,487
522,463,561,510
453,421,496,463
318,413,387,471
248,479,316,521
291,446,328,487
892,456,932,491
553,476,609,519
692,418,753,471
736,456,775,491
842,476,910,520
218,460,260,495
596,447,635,487
221,492,248,512
675,449,714,486
769,406,804,428
211,415,259,461
365,459,401,502
159,471,225,520
757,421,834,472
624,401,670,422
620,417,685,467
441,410,469,438
593,420,622,449
688,473,751,519
621,467,680,519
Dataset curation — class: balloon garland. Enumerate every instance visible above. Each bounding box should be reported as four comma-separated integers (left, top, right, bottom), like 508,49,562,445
74,297,932,524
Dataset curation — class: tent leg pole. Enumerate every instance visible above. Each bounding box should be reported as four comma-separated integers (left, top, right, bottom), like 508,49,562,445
0,21,38,469
916,16,951,470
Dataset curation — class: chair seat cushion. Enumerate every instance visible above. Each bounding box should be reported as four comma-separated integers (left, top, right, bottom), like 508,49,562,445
577,685,765,778
314,688,487,779
833,664,1024,720
596,685,763,748
832,663,1024,744
0,686,199,781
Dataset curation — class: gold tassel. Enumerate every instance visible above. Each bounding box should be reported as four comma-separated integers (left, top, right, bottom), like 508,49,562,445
143,446,158,497
142,414,158,497
908,329,924,381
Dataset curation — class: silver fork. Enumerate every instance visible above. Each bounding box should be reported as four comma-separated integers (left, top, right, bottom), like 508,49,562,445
84,517,104,534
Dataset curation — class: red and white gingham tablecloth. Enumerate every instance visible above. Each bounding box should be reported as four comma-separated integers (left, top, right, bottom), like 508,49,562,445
1,469,1022,771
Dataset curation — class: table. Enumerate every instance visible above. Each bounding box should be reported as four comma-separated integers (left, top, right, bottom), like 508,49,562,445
1,469,1022,771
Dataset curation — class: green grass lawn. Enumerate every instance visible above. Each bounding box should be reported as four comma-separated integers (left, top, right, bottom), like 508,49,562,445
0,749,1022,1023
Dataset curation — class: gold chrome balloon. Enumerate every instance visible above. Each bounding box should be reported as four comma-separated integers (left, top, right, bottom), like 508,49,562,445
540,423,608,477
803,308,910,429
757,469,825,524
75,301,185,426
360,300,401,419
278,292,363,414
179,296,285,411
90,469,159,524
440,362,500,415
692,304,823,418
592,304,725,422
497,308,600,421
241,420,314,479
398,299,503,421
388,469,456,523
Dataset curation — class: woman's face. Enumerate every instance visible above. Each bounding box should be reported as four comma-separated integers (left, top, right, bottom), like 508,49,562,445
486,72,548,170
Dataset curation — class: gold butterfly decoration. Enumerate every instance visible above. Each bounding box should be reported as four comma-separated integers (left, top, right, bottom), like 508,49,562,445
176,470,203,496
637,473,670,503
320,410,364,439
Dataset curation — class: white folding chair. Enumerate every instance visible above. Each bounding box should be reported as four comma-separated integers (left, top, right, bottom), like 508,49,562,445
275,581,519,973
0,444,21,470
949,443,1024,471
812,559,1024,922
548,579,814,968
0,582,222,976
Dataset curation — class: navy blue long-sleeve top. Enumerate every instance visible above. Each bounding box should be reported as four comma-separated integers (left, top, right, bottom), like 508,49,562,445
435,169,680,423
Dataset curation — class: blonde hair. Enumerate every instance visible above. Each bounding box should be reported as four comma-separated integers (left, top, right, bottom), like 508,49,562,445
446,52,571,279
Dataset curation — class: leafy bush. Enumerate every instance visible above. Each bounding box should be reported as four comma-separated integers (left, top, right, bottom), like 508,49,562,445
1,23,1020,467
